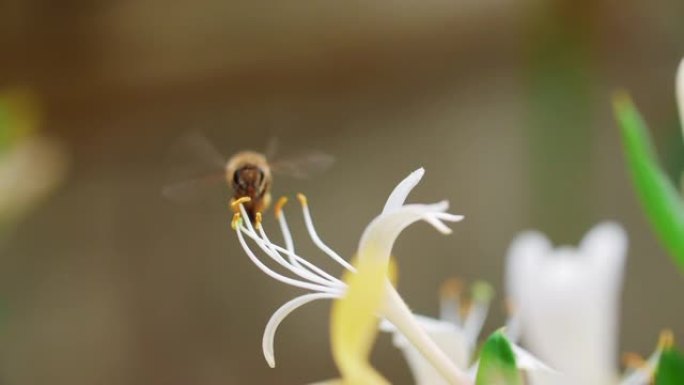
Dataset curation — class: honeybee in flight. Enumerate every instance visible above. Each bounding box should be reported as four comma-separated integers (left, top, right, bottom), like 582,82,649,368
163,133,333,221
225,150,272,220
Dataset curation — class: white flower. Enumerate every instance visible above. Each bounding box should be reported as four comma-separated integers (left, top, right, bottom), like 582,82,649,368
381,280,554,385
506,222,667,385
232,168,475,384
0,136,66,224
380,280,489,383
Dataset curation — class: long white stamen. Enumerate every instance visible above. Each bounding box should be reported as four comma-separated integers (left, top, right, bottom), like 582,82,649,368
263,292,341,368
620,353,661,385
255,234,345,286
464,301,489,350
275,209,346,286
620,330,673,385
277,210,298,266
235,202,341,287
238,220,344,287
255,224,342,288
238,204,256,232
383,286,474,385
297,194,356,272
236,227,340,293
440,279,463,327
464,281,493,349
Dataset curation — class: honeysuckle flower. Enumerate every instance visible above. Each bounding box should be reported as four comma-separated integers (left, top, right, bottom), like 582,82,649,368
328,255,393,384
379,279,492,383
232,168,476,384
506,221,669,385
380,279,553,385
613,57,684,273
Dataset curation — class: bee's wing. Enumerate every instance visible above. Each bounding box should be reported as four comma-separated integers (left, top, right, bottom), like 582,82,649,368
163,131,228,203
168,131,227,170
270,152,335,179
161,172,226,203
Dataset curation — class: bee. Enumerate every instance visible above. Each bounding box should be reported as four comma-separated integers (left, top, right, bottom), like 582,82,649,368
225,151,272,221
163,133,333,222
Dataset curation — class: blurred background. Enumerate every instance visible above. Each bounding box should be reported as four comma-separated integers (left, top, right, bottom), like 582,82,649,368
1,0,684,384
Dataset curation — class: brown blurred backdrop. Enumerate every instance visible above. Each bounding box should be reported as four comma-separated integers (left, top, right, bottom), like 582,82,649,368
1,0,684,384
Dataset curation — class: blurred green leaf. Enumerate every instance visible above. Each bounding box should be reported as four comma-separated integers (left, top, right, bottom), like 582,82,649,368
613,93,684,273
476,330,522,385
656,348,684,385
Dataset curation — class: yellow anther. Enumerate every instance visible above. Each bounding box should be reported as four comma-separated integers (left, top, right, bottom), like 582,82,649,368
231,196,251,210
231,213,241,230
622,352,647,369
440,278,464,300
658,329,675,350
274,196,288,219
255,212,263,230
296,193,308,206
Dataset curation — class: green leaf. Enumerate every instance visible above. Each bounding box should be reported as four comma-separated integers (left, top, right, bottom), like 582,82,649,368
656,348,684,385
613,93,684,273
476,330,522,385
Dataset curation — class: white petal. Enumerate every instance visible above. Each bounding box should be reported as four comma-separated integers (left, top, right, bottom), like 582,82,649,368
677,57,684,139
382,168,425,214
505,231,551,307
467,343,558,382
262,293,340,368
358,202,461,266
580,221,628,282
506,223,628,385
383,315,470,385
511,344,557,374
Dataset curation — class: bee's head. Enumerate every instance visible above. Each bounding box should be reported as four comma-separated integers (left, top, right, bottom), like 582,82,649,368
233,164,266,195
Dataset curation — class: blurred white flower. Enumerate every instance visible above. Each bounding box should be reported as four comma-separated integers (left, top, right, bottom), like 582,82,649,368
233,168,476,384
506,222,668,385
0,137,66,223
0,89,67,228
380,280,490,383
381,280,554,385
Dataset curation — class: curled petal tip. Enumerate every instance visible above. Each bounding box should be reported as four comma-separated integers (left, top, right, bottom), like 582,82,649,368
382,168,427,213
437,213,464,222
